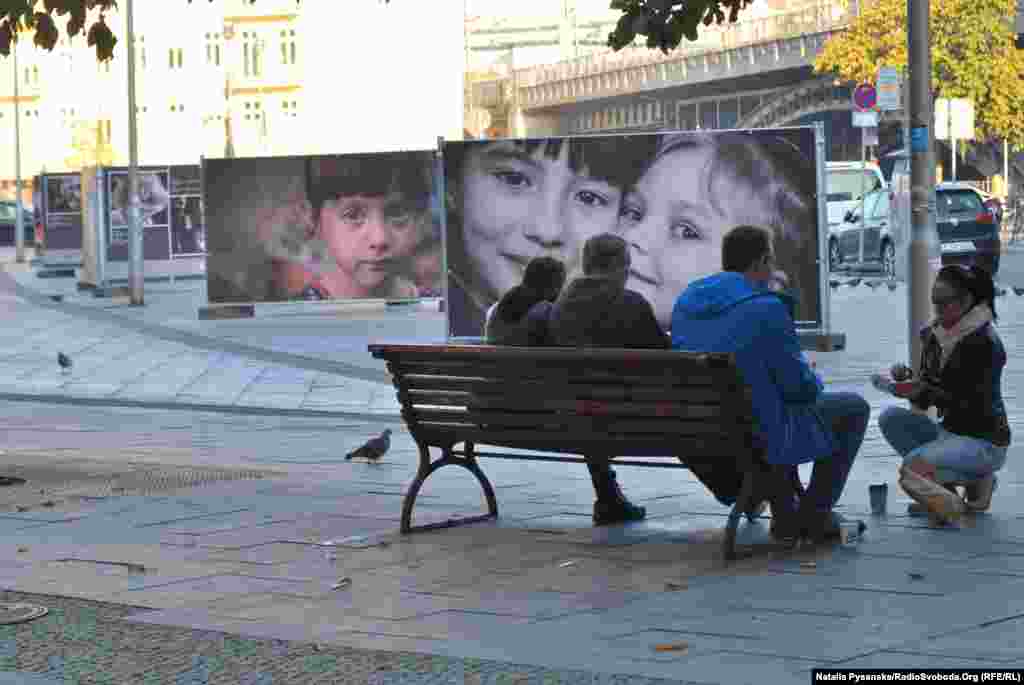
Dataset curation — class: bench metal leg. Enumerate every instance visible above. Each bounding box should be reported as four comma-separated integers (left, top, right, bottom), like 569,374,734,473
724,467,759,562
400,441,499,534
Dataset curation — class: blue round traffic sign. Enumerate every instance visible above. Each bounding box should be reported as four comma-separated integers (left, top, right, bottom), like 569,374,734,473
853,83,878,111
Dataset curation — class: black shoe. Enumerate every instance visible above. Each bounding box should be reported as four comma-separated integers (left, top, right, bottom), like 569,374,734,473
588,463,646,525
593,498,647,525
768,509,802,547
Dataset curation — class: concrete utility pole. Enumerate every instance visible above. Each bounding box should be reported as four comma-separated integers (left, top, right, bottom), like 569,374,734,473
13,39,25,263
907,0,939,370
126,0,143,305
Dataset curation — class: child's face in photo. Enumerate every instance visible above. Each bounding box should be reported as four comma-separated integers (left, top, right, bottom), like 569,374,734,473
619,144,768,327
319,192,422,292
461,140,624,300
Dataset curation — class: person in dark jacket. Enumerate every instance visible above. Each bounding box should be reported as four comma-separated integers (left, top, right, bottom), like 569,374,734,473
485,256,566,346
671,225,869,543
547,233,665,525
880,264,1010,524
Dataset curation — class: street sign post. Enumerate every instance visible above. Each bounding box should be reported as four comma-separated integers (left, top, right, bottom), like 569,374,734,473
935,97,975,181
853,83,878,111
852,110,879,128
877,66,901,111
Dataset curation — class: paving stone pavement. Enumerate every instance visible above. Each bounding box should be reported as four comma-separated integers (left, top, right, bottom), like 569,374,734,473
4,248,1024,681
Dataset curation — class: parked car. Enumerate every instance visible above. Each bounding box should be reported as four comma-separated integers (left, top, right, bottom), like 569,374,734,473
0,201,34,247
934,182,1001,276
829,186,894,275
825,161,886,254
830,174,1001,279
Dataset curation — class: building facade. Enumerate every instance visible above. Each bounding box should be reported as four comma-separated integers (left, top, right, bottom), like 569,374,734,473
1,0,465,201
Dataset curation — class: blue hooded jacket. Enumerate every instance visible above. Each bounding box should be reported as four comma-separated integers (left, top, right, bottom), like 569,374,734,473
671,272,835,466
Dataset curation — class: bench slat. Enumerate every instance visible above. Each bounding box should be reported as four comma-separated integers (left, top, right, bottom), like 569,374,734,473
409,410,739,436
398,376,737,402
389,363,726,388
414,426,747,458
402,395,740,421
372,344,735,366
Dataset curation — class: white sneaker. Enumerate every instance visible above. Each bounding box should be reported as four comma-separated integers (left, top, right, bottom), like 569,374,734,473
964,475,997,512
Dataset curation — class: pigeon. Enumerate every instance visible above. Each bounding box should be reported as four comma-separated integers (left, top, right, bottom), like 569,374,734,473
846,278,862,288
345,429,391,461
828,280,840,290
57,352,72,374
887,282,899,291
865,280,881,290
1013,287,1024,297
996,287,1007,297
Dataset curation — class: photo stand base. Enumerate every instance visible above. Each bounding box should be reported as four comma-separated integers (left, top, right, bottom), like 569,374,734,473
797,330,846,352
93,285,132,299
36,268,76,279
198,304,255,320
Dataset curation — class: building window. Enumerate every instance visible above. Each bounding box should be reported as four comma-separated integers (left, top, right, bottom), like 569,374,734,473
281,100,299,117
243,33,262,77
280,29,297,65
206,33,222,66
168,47,184,69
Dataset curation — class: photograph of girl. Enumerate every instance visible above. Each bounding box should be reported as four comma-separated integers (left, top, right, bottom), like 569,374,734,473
444,128,821,337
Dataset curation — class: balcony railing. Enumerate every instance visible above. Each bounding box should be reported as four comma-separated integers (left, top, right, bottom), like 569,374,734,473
513,0,853,89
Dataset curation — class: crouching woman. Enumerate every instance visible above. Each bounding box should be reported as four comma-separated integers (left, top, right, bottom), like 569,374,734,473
880,264,1011,523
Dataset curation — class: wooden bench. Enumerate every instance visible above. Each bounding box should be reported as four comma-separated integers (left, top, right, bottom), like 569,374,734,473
369,343,792,561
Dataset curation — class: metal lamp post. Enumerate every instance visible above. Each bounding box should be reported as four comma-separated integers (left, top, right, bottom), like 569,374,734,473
906,0,939,371
126,0,143,304
13,37,25,263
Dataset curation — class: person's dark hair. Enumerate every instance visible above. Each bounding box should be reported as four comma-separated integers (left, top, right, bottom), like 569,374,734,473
937,264,998,321
721,225,773,273
305,152,433,226
582,233,630,276
494,256,567,323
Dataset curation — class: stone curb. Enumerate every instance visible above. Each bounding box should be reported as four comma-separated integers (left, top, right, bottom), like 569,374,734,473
0,393,402,422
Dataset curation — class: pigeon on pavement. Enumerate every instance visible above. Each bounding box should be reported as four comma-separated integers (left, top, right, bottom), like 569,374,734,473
887,281,899,291
345,429,392,461
847,278,862,288
865,280,881,290
57,352,72,374
1013,287,1024,297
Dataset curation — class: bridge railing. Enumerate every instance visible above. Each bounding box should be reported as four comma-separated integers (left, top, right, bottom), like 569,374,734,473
512,0,855,89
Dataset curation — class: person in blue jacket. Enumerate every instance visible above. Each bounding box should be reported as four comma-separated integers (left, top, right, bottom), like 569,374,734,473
671,225,869,543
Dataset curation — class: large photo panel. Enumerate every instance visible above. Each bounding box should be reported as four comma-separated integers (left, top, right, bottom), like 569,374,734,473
204,151,441,304
444,128,822,337
42,173,83,250
105,167,172,262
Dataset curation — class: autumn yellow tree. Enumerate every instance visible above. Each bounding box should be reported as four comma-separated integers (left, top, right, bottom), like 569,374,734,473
814,0,1024,149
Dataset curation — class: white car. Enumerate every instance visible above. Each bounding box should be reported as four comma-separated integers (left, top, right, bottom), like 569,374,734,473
826,161,886,270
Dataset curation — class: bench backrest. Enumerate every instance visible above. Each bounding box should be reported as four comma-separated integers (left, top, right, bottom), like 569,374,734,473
369,344,759,460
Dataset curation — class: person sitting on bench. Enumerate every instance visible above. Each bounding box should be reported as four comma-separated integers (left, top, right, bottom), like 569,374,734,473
547,233,666,525
671,225,869,543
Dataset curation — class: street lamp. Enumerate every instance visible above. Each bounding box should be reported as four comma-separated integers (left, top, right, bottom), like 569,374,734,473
126,0,143,305
13,35,25,263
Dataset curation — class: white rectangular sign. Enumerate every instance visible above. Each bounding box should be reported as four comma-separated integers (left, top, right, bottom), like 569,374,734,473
852,110,879,128
949,98,975,140
935,98,975,140
876,66,901,111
